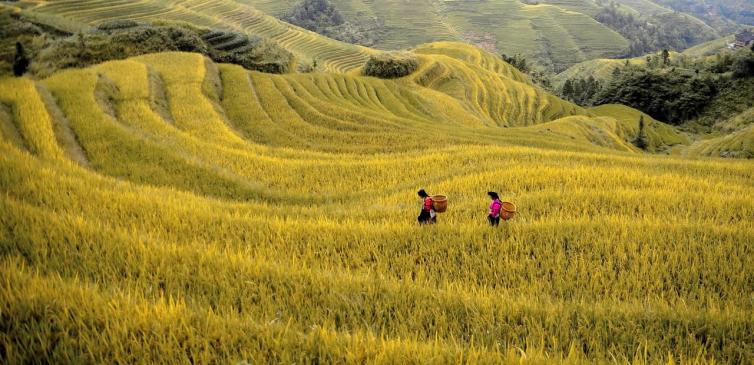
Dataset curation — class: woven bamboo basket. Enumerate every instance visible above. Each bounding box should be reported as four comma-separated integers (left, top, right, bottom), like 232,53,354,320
431,195,448,213
500,201,516,220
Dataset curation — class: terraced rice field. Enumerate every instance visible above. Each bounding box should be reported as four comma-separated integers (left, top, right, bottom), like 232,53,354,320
1,38,753,363
244,0,629,70
613,0,675,16
18,0,374,73
552,57,649,88
17,0,631,71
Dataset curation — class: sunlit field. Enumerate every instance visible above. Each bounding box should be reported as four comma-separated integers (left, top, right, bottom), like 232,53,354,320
1,42,752,363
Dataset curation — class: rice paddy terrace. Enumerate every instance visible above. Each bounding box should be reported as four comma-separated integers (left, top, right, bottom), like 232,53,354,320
238,0,717,70
13,0,632,71
1,39,754,362
242,0,632,70
12,0,375,73
11,0,721,72
1,3,754,365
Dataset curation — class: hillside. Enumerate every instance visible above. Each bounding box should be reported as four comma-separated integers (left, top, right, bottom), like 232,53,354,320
11,0,630,71
2,1,754,363
648,0,754,32
10,0,374,73
682,35,736,57
249,0,629,59
553,41,754,158
9,0,734,72
553,35,738,87
1,48,753,363
245,0,728,69
0,9,297,78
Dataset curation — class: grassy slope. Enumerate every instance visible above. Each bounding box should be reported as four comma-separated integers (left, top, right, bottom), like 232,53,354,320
553,33,739,88
553,39,754,158
15,0,374,72
682,78,754,158
1,50,753,363
15,0,722,72
612,0,721,36
590,104,690,150
242,0,630,70
553,56,648,87
682,35,736,57
613,0,672,16
240,0,721,71
1,2,752,363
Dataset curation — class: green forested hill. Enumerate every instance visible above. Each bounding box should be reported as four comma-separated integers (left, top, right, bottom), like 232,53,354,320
553,41,754,158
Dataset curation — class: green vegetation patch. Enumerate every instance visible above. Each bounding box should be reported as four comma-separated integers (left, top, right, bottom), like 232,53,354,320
590,104,689,152
2,14,294,77
362,52,419,79
282,0,383,47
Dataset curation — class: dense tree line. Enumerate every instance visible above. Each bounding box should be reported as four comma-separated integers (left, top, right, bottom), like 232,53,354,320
362,52,419,79
561,76,601,106
595,68,717,124
594,1,717,57
501,53,553,89
561,48,754,125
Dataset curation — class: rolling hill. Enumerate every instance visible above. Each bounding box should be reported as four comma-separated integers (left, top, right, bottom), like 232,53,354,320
12,0,732,72
552,39,754,158
12,0,374,73
2,44,754,363
242,0,633,70
15,0,633,71
242,0,728,69
647,0,754,32
1,2,754,364
553,35,737,88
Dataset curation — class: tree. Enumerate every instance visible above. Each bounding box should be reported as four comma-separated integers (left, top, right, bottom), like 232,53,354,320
75,33,90,62
285,0,344,29
612,66,621,77
572,79,584,102
661,49,670,66
13,42,30,76
633,115,648,150
501,53,529,73
281,0,379,46
594,68,715,124
731,53,754,79
561,79,573,101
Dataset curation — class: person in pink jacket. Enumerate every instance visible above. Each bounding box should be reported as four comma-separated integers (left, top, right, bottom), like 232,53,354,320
417,189,436,225
487,191,502,226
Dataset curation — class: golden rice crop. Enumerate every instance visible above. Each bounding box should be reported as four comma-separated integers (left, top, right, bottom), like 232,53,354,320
0,49,752,365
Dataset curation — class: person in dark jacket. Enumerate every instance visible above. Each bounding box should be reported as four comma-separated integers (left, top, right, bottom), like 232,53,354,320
417,189,436,224
487,191,502,226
